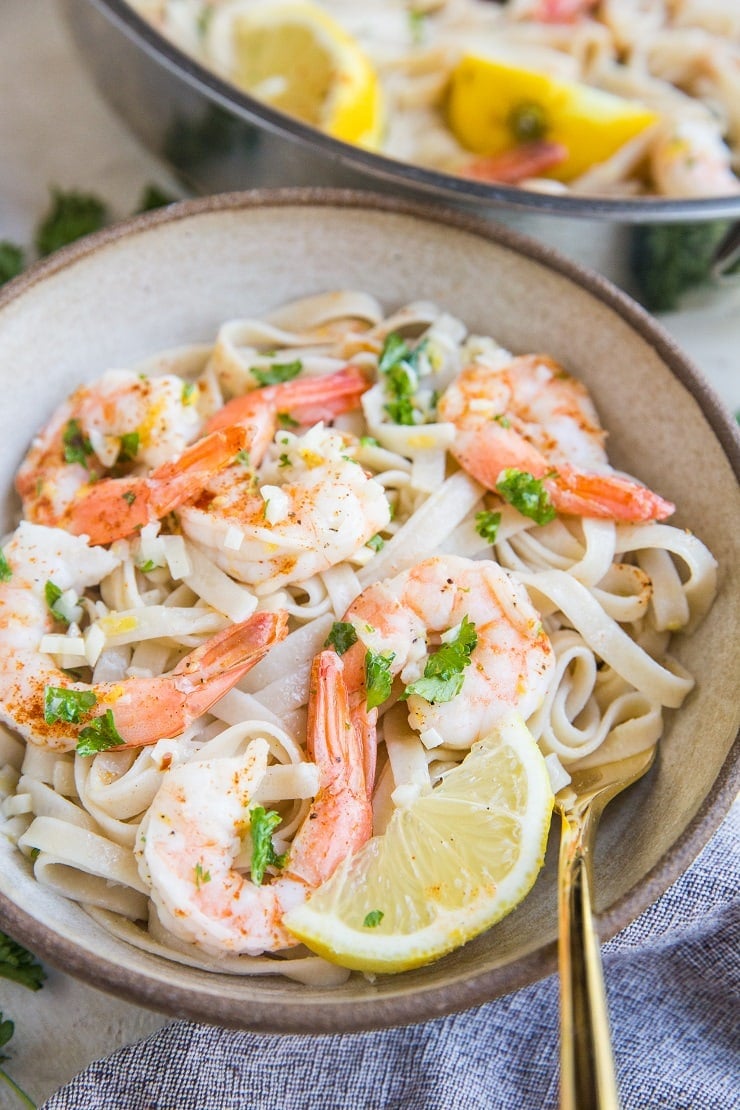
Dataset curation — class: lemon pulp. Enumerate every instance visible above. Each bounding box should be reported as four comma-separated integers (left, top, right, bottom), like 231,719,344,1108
284,714,554,974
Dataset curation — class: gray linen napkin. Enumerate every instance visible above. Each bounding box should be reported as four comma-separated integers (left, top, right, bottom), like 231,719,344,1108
43,802,739,1110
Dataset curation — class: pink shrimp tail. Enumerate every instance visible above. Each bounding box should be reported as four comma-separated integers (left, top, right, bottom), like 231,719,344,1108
546,467,675,522
289,650,373,887
205,366,370,435
105,609,289,748
461,141,568,184
532,0,598,22
62,425,249,544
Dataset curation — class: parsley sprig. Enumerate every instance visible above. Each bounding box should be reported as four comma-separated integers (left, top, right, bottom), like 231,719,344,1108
249,806,287,886
251,359,302,388
325,621,358,656
0,933,46,993
378,332,427,425
404,616,478,704
365,650,396,710
496,468,557,526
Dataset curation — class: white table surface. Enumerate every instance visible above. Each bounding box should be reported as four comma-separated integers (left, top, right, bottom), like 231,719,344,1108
0,3,738,1106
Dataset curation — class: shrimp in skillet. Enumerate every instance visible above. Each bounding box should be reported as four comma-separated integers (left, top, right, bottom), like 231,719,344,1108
338,554,554,754
437,355,675,522
178,422,391,593
0,521,287,752
16,365,369,546
136,649,372,955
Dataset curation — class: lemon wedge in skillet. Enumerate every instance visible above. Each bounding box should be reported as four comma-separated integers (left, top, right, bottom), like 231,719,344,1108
448,53,657,181
208,0,384,149
283,714,554,974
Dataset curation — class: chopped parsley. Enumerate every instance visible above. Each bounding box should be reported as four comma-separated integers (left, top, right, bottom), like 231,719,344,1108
325,621,358,656
194,861,211,889
137,558,159,573
121,490,137,505
0,549,11,583
234,449,251,467
277,412,299,429
35,188,108,257
249,806,287,886
365,533,384,552
496,468,557,525
359,435,380,447
76,709,126,757
44,685,97,725
252,359,302,387
365,650,395,710
378,331,427,426
116,431,140,464
44,580,68,623
404,616,477,705
363,909,384,928
0,933,45,992
0,241,24,287
493,413,511,428
278,453,292,468
181,381,196,406
62,418,93,467
475,509,502,545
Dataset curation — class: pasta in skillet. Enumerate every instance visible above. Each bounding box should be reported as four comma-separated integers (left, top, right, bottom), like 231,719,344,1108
0,290,716,981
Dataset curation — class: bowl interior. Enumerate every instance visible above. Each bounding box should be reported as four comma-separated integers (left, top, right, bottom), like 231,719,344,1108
0,191,738,1032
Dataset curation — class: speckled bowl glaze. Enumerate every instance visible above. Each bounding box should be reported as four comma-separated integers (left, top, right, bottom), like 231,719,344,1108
0,190,737,1033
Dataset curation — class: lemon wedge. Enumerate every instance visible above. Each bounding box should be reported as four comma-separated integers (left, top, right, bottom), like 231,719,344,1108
283,714,554,974
210,0,384,149
447,54,657,181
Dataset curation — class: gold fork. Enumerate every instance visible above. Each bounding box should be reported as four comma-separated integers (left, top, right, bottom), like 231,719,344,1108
556,744,658,1110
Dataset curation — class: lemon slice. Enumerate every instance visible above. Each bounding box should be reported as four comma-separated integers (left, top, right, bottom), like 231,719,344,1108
209,0,384,149
283,714,554,973
447,54,657,181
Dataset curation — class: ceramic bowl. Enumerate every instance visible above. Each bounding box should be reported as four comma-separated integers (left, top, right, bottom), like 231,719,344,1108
0,190,738,1032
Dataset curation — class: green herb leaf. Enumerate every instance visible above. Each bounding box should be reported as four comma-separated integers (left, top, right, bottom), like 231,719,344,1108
0,549,11,583
35,189,108,256
44,686,97,724
181,381,196,406
249,806,287,886
44,580,68,623
378,332,428,426
0,242,24,287
365,650,395,710
365,533,384,552
76,709,126,757
62,418,93,467
404,615,477,705
137,558,159,573
121,490,137,505
359,435,380,447
0,933,46,992
475,509,502,544
630,220,732,312
496,468,557,525
252,360,302,387
325,621,358,656
137,183,176,213
116,431,140,465
277,412,299,429
194,861,211,889
363,909,384,928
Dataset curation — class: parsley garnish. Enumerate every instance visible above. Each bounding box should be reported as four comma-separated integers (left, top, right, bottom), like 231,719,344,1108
0,1011,36,1110
62,418,93,467
249,806,287,886
252,360,302,387
325,621,358,656
278,453,291,468
363,909,384,928
194,861,211,889
117,431,140,463
404,616,477,705
44,580,68,623
0,549,11,583
365,650,395,710
493,413,511,428
365,533,384,552
234,449,251,467
181,381,196,405
475,510,502,545
277,412,299,429
496,468,557,525
35,189,108,256
0,933,45,992
121,490,137,505
76,709,126,757
0,242,24,287
137,558,159,573
359,435,379,447
378,332,427,426
44,686,97,724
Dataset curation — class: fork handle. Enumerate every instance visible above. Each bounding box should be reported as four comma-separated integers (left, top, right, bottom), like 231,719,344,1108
558,809,620,1110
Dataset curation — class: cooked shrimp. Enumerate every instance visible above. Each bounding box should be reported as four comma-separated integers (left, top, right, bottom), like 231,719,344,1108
514,0,599,22
340,554,554,751
438,356,675,521
179,423,391,593
0,521,287,752
136,649,372,955
650,119,740,198
17,366,370,546
460,141,568,184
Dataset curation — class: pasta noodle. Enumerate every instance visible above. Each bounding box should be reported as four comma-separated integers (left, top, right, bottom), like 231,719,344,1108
130,0,740,198
0,290,717,981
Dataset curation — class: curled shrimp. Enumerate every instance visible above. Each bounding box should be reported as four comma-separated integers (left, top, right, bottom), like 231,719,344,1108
513,0,599,22
16,365,369,546
0,521,287,752
340,554,554,751
136,649,372,955
438,355,675,522
179,422,391,592
649,119,740,199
